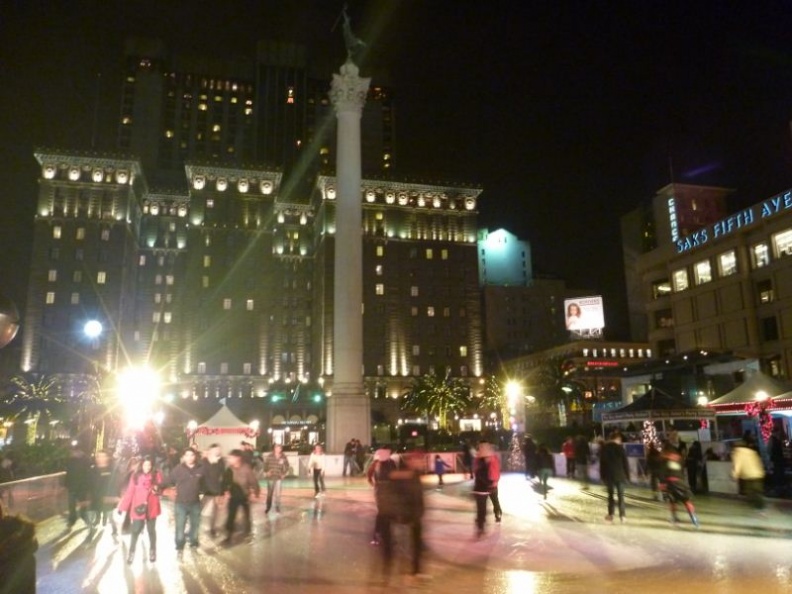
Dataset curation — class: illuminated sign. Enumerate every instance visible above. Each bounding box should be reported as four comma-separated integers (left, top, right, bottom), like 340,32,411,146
564,295,605,338
668,197,679,242
675,188,792,254
586,360,620,367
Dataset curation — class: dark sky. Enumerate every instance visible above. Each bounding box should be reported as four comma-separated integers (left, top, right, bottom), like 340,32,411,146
2,1,792,340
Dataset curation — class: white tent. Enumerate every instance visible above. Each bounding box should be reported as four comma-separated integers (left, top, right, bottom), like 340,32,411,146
192,405,256,455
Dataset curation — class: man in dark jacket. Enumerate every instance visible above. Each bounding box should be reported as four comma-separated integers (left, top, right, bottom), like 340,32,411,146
599,431,630,523
201,444,226,537
65,445,92,528
163,447,204,551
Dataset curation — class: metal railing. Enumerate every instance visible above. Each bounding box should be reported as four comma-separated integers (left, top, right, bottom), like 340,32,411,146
0,472,66,522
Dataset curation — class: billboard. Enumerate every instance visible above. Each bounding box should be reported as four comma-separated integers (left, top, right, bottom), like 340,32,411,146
564,295,605,338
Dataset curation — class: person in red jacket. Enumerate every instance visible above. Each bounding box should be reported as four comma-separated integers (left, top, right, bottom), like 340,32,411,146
561,436,576,479
117,456,162,564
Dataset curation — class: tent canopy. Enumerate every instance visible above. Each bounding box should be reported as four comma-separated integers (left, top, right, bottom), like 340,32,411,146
708,371,792,407
192,404,256,454
602,387,715,422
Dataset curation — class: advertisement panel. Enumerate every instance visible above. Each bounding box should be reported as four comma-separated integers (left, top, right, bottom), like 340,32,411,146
564,295,605,338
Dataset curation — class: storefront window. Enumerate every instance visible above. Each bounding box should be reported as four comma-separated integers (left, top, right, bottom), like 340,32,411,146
672,268,689,292
718,250,737,277
752,242,770,269
694,259,712,285
773,229,792,258
651,279,672,299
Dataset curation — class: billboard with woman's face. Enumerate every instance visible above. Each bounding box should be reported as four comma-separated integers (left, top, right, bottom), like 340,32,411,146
564,296,605,337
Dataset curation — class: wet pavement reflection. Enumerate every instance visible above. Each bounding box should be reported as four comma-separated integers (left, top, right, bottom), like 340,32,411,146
36,474,792,593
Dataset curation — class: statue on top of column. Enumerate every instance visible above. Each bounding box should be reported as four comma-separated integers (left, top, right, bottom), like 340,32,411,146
340,3,366,65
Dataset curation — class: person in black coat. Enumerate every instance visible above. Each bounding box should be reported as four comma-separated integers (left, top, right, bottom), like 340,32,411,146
599,431,630,522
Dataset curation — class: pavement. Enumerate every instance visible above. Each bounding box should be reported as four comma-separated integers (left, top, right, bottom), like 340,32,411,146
33,473,792,594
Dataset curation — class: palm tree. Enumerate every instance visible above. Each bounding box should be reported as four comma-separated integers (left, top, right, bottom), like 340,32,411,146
401,369,472,431
1,374,63,444
476,374,511,429
527,357,588,426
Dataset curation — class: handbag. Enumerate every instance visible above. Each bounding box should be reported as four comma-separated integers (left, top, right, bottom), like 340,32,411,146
134,503,148,516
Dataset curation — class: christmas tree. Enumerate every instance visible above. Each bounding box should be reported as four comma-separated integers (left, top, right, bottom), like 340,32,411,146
507,432,525,471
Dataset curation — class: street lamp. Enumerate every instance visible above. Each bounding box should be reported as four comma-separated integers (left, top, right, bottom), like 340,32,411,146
116,366,161,430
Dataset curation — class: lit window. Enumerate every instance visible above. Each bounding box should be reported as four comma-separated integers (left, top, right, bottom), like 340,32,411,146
154,293,162,304
412,365,420,376
243,363,252,375
672,269,689,292
152,312,161,323
246,299,254,311
48,269,57,282
155,274,162,285
460,346,468,357
202,276,209,288
411,286,419,297
758,279,774,304
694,260,712,285
207,199,214,209
70,292,79,305
197,362,206,374
375,284,384,295
97,271,106,285
426,249,433,259
411,307,418,317
375,265,383,276
718,250,737,277
53,226,62,239
204,255,211,267
286,86,295,104
651,279,672,299
166,275,174,285
223,298,232,310
412,345,420,356
164,312,172,324
73,270,82,283
441,249,448,260
427,306,435,317
45,292,55,304
76,228,85,240
139,255,146,266
376,246,384,257
773,229,792,257
752,243,770,269
443,307,450,317
101,229,110,241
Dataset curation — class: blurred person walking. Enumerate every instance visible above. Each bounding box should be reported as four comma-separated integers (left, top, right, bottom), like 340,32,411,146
574,434,591,488
65,445,92,529
368,448,398,545
562,437,576,479
472,441,502,536
201,443,226,537
162,447,205,552
536,444,555,499
117,456,162,564
263,444,290,514
599,431,630,523
308,444,327,497
731,435,766,512
222,449,260,543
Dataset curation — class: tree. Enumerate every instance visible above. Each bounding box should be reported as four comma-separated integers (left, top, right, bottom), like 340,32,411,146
401,369,472,431
476,374,511,430
1,374,63,444
527,357,588,426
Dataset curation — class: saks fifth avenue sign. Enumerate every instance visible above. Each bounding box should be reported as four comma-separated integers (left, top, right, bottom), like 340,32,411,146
675,188,792,254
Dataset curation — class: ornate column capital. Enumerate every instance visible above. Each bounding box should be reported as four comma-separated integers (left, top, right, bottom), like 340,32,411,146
330,61,371,116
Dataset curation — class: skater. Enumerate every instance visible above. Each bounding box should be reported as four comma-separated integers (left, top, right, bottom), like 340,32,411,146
536,444,555,499
434,455,451,488
473,441,502,536
599,431,629,523
117,456,162,564
222,449,260,543
659,440,699,528
731,435,766,511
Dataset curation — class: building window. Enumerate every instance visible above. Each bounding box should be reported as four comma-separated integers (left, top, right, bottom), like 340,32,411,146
155,274,163,285
376,246,384,257
243,362,252,375
672,268,689,292
49,247,60,260
223,298,232,310
76,227,85,240
220,363,229,374
411,307,418,316
443,307,451,317
163,312,172,323
412,345,420,356
97,271,106,284
166,275,174,285
459,346,468,357
375,265,383,276
459,308,466,317
694,259,712,285
75,248,84,261
45,292,55,304
655,309,674,328
761,316,779,341
375,284,384,295
139,255,146,266
718,250,737,277
52,226,61,239
410,286,419,297
757,279,775,304
441,249,448,260
152,312,161,323
246,299,254,311
47,269,57,282
197,362,206,374
460,365,468,376
773,229,792,257
426,248,433,259
202,276,209,288
154,293,162,304
427,306,435,317
752,242,770,269
73,270,82,283
70,292,79,305
204,255,211,267
412,365,420,376
101,229,110,241
651,279,672,299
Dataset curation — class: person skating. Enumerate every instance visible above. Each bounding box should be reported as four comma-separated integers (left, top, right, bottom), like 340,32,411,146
308,444,327,497
536,444,555,499
201,443,226,537
472,441,502,536
599,431,630,523
659,440,699,528
263,444,290,513
162,447,205,552
117,456,162,564
222,449,260,543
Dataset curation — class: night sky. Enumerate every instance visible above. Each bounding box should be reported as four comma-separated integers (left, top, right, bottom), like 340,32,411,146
2,1,792,340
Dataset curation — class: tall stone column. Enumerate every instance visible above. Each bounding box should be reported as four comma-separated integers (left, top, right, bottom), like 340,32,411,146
327,61,371,454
